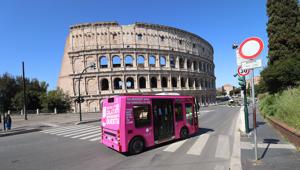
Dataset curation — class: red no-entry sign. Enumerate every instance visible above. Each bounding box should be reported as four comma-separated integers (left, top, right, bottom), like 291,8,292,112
238,37,264,59
237,65,250,76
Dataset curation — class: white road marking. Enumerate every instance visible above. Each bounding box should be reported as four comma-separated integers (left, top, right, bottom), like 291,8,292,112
230,109,242,170
71,130,101,138
215,135,230,159
44,125,91,133
54,127,98,136
79,133,100,140
186,134,210,155
64,128,100,137
89,137,102,142
240,142,296,150
163,139,187,152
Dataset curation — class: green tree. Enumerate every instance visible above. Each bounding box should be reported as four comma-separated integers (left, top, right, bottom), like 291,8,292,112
262,0,300,93
42,88,71,113
267,0,300,63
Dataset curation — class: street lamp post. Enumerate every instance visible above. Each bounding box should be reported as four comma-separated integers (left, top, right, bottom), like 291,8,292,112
76,63,96,122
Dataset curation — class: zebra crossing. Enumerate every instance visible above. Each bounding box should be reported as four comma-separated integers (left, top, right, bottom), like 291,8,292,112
163,133,231,159
41,125,101,142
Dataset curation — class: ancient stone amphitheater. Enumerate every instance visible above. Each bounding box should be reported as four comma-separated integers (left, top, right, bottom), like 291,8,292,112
58,22,216,112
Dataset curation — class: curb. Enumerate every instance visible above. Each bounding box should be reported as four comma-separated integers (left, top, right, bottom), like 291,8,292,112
267,116,300,148
0,128,41,137
75,119,100,125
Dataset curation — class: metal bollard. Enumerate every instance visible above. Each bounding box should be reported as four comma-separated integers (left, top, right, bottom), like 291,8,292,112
36,109,39,115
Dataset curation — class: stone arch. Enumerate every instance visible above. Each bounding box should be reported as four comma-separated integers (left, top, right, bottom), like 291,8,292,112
99,56,108,68
126,77,134,89
179,58,184,69
88,100,98,112
139,77,146,89
137,55,145,67
193,61,198,71
150,77,157,88
170,55,176,68
188,78,194,88
149,55,156,67
125,55,133,67
101,78,109,90
187,59,192,70
160,55,166,67
161,77,168,88
112,55,121,68
113,77,122,89
171,77,177,87
195,79,199,88
181,77,186,87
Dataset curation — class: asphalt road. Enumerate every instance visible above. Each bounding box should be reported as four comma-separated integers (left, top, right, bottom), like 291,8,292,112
0,105,240,170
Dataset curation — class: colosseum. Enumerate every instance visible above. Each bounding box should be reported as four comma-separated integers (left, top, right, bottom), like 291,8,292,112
57,22,216,113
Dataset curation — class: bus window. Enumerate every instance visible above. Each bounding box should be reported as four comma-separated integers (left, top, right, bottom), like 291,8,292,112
185,103,193,125
133,105,151,128
175,104,183,121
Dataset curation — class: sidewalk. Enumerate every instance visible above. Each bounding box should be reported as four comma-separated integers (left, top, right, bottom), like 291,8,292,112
0,112,101,137
240,107,300,170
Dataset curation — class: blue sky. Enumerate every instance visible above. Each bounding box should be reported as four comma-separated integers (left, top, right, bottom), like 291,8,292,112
0,0,268,90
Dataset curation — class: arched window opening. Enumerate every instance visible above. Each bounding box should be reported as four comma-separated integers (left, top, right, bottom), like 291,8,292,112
100,56,108,68
199,62,202,71
149,55,156,67
125,55,133,67
139,77,146,89
126,77,134,89
179,58,184,69
181,77,186,87
137,33,142,40
160,56,166,67
161,77,168,88
114,78,122,89
101,79,109,90
112,55,121,68
187,60,192,70
137,55,145,68
193,61,198,71
170,56,176,68
150,77,157,88
188,78,193,88
171,77,177,87
195,79,199,88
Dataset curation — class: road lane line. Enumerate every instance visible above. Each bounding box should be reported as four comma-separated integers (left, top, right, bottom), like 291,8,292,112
186,133,210,155
64,128,100,137
71,130,101,138
79,133,100,140
89,137,101,141
230,109,242,170
163,139,187,152
215,135,230,159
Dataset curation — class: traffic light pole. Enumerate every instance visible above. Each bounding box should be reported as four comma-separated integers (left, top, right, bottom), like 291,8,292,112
242,76,250,133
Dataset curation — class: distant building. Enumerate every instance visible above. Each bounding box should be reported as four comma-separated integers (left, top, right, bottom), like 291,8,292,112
222,84,235,96
246,76,261,87
57,21,216,112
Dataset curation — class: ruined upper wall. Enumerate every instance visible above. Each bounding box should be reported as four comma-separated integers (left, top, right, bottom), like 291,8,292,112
68,22,214,61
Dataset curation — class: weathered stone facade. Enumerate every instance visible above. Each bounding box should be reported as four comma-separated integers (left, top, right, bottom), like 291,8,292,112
57,22,216,112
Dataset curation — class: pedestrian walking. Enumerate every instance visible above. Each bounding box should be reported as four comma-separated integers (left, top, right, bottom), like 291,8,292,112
3,113,7,131
6,113,12,130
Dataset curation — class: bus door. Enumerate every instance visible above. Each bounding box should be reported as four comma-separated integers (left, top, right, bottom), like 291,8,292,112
152,99,174,142
184,102,196,132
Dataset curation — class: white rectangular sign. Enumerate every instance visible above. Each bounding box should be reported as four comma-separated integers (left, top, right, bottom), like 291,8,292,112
241,59,262,69
236,49,248,66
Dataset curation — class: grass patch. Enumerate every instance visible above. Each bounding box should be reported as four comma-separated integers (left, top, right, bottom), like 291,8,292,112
259,86,300,131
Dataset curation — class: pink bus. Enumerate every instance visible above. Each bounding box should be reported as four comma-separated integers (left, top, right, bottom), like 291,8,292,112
101,95,199,154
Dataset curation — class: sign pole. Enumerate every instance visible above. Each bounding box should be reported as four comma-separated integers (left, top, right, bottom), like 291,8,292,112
251,69,258,160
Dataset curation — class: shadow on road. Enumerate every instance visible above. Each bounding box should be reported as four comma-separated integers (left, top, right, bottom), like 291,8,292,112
259,138,280,160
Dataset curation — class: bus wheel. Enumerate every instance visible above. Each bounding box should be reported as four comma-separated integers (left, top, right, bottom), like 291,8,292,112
129,137,144,155
180,127,189,139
